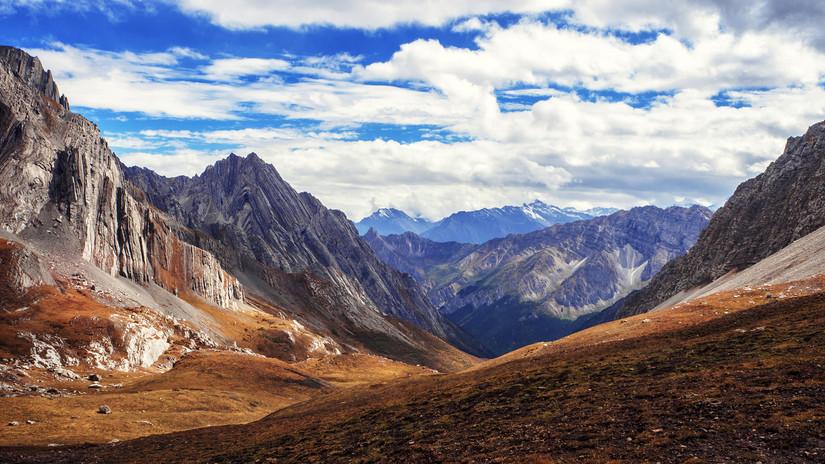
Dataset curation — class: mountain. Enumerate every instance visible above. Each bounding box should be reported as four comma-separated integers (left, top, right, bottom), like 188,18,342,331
0,46,242,312
366,206,711,354
614,120,825,317
124,156,487,359
363,229,475,294
354,208,433,235
356,201,618,244
0,46,479,374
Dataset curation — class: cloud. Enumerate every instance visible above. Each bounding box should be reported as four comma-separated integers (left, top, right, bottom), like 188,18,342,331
170,0,567,30
201,57,290,81
116,79,825,220
18,3,825,220
359,20,825,94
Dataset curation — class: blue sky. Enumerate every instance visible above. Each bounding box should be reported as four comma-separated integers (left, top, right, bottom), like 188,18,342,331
2,1,825,220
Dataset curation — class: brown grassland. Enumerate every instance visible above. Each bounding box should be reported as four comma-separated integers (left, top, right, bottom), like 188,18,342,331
1,277,823,463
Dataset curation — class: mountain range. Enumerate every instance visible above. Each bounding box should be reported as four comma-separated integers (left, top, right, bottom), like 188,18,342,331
355,201,619,243
366,205,711,354
610,119,825,318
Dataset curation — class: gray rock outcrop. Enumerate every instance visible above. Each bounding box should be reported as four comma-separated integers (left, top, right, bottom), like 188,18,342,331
0,46,68,110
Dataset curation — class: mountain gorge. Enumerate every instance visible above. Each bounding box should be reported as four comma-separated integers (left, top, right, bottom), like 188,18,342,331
367,205,712,354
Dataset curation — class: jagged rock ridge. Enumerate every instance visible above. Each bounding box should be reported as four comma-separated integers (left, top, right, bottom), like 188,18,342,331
0,46,68,110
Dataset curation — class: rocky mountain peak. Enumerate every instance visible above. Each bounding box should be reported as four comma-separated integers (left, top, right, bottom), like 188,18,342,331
616,119,825,317
0,46,69,110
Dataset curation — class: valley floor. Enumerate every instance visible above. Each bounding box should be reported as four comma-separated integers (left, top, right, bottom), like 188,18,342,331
0,351,431,447
2,279,824,463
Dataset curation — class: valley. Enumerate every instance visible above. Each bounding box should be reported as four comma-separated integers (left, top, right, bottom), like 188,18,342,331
1,3,825,460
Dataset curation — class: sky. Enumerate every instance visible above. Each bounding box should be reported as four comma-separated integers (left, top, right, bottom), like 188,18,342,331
2,1,825,221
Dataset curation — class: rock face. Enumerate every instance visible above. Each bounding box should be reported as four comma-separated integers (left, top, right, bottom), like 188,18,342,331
367,206,711,355
0,46,68,111
124,155,484,356
0,47,242,309
616,121,825,317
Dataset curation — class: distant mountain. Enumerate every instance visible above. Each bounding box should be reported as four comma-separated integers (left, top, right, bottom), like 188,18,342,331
357,200,618,245
366,206,712,355
420,200,590,244
613,120,825,318
577,207,620,217
354,208,433,235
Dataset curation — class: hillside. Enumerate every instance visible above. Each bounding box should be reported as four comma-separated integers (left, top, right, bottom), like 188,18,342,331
5,275,822,463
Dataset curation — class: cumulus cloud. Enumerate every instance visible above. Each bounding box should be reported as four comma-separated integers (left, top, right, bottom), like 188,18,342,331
201,57,290,81
359,20,825,94
19,2,825,219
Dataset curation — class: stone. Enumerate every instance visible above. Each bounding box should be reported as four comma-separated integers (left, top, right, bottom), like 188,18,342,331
8,421,19,426
98,405,111,414
0,46,69,110
88,383,103,389
88,373,101,382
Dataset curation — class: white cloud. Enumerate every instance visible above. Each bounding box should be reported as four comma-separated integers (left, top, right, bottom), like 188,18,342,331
170,0,567,30
360,20,825,94
201,57,290,81
118,78,825,220
20,3,825,219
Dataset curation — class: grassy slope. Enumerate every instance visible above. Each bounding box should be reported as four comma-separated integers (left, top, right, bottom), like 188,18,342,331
4,279,823,463
0,350,434,447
